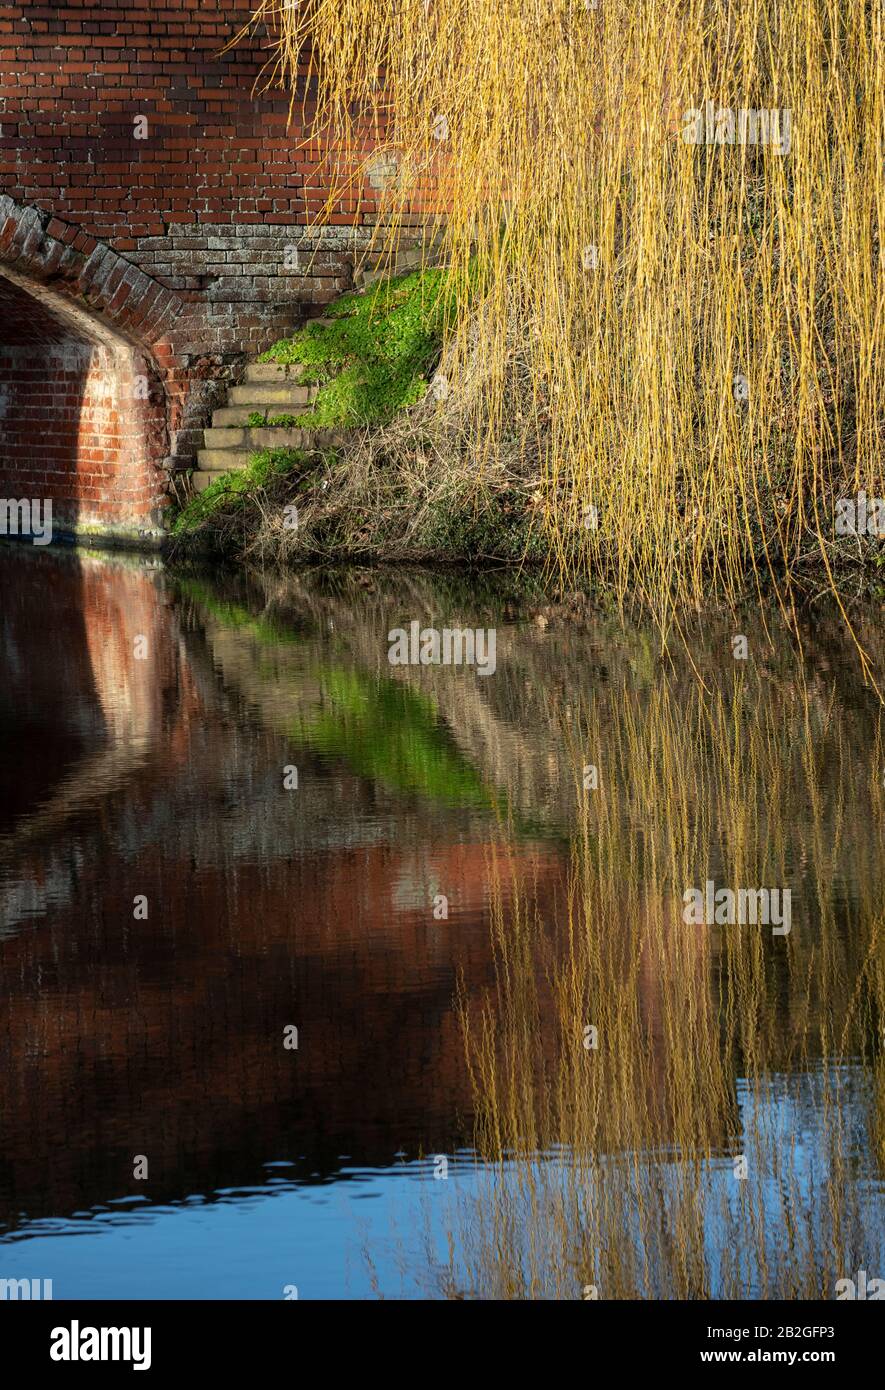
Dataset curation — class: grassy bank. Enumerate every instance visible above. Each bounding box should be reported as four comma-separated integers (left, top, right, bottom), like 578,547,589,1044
170,262,882,608
196,0,882,621
170,266,552,567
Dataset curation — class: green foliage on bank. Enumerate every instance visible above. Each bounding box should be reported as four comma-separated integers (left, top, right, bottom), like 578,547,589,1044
258,268,459,427
172,448,309,535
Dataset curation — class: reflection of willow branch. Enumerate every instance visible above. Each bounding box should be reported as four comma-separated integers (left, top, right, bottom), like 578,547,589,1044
446,665,885,1298
178,571,885,853
795,611,885,721
0,736,153,862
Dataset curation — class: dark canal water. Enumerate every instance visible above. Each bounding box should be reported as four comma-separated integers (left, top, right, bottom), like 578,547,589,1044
0,544,883,1298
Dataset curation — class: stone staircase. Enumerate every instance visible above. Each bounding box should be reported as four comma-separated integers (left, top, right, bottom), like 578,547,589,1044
189,240,448,492
191,360,348,493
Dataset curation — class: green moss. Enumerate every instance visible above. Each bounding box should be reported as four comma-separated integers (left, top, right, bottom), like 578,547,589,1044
172,447,308,535
174,576,300,645
176,574,500,808
258,268,464,428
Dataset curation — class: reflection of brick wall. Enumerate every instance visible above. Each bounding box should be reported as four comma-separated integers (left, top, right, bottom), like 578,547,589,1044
1,804,566,1224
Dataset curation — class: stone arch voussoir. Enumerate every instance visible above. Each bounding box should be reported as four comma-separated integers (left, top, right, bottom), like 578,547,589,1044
0,195,184,357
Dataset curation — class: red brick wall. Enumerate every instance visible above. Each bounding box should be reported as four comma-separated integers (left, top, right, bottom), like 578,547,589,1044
0,270,167,533
0,344,167,533
0,2,413,523
0,1,391,342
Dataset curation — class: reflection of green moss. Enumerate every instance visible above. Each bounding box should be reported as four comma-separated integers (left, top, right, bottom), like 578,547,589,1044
176,577,299,646
291,667,494,807
178,575,498,808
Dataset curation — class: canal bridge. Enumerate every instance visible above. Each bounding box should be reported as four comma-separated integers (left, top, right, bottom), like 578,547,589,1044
0,2,389,538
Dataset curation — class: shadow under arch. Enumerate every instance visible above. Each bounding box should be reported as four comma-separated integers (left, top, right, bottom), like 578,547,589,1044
0,195,185,539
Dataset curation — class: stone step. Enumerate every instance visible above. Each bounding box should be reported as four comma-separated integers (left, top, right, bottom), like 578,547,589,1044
197,428,352,471
204,426,309,449
197,448,257,471
352,244,444,289
212,404,316,428
191,470,230,492
242,362,305,382
228,383,317,406
212,404,318,427
356,264,402,290
212,406,291,427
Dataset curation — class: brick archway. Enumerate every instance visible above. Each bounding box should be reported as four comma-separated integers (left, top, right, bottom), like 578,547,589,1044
1,0,418,541
0,197,185,354
0,196,183,538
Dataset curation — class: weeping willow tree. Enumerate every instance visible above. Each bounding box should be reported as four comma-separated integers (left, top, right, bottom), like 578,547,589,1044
234,0,882,620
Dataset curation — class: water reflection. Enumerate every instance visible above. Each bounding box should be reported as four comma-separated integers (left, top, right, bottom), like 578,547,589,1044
0,544,882,1298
